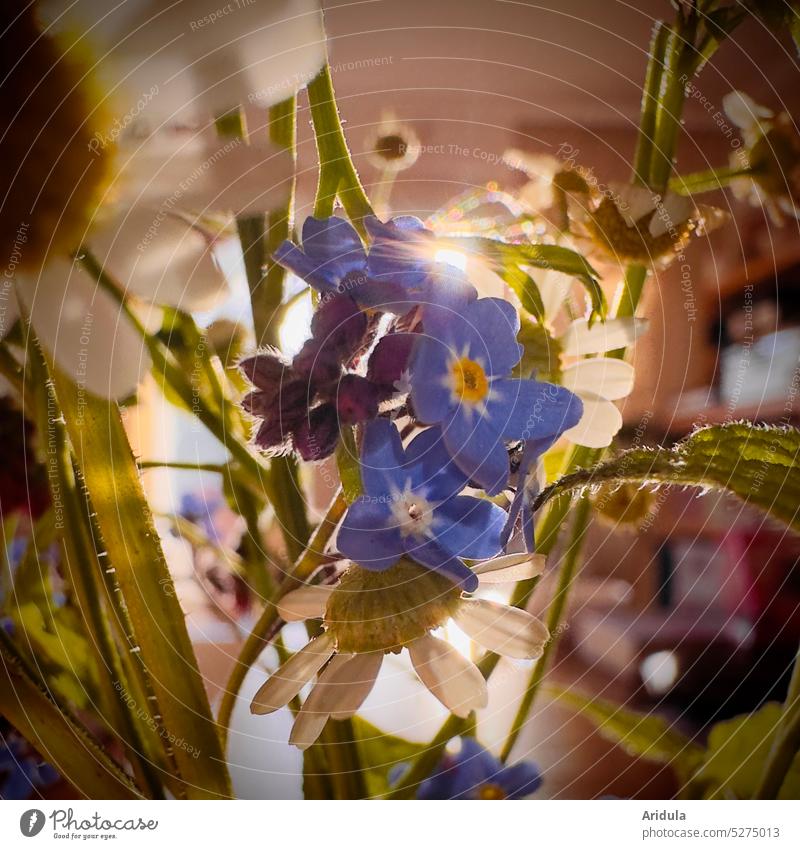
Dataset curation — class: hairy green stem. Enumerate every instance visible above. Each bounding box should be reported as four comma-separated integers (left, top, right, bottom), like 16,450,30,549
307,65,374,229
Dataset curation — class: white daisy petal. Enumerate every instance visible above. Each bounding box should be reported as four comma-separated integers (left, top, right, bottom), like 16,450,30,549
649,193,694,238
561,358,635,401
564,392,623,449
408,634,488,718
288,653,353,750
560,317,648,356
277,584,334,622
89,208,228,311
474,552,546,584
328,652,384,720
17,260,151,400
611,183,659,226
250,632,335,715
722,90,772,130
454,599,549,660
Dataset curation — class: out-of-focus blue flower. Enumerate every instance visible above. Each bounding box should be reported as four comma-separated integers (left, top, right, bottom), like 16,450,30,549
337,419,506,591
411,295,583,496
0,732,58,800
274,216,434,314
418,737,542,800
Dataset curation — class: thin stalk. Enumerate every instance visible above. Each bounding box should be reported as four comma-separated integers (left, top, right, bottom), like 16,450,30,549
500,496,592,761
307,65,374,230
217,489,347,741
632,22,669,187
669,164,757,195
754,645,800,798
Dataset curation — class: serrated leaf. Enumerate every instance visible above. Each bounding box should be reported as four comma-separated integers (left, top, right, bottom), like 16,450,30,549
0,630,140,799
535,423,800,533
693,703,800,800
547,684,704,783
50,372,232,799
350,716,428,798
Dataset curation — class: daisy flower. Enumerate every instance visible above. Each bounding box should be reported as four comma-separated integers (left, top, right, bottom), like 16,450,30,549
250,552,547,749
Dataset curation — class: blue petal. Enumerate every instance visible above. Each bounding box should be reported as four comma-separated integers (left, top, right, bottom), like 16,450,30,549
461,298,522,376
360,419,408,497
409,336,453,424
421,269,478,340
337,496,404,571
496,761,543,799
403,426,469,502
489,379,583,441
273,240,339,292
301,217,366,283
406,540,479,592
433,496,505,560
418,738,502,799
367,239,431,292
364,215,429,241
442,409,509,496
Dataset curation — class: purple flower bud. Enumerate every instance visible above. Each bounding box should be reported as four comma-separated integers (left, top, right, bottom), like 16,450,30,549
366,332,416,396
292,337,343,387
293,403,340,461
335,374,380,425
311,294,368,361
239,348,289,392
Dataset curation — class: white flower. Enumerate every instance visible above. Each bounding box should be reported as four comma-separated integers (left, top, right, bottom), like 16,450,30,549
1,8,294,398
7,130,291,399
251,553,548,749
723,90,800,225
556,317,648,449
40,0,327,122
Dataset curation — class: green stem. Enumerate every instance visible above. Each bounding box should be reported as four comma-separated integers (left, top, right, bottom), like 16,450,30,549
500,496,592,761
632,22,669,187
307,65,374,230
217,489,347,741
669,164,757,195
754,645,800,798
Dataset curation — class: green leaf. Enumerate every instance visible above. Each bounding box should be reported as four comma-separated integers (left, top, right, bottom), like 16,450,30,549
693,703,800,800
50,373,232,799
514,314,562,383
535,423,800,533
350,717,428,798
547,685,704,783
0,630,140,799
443,236,607,323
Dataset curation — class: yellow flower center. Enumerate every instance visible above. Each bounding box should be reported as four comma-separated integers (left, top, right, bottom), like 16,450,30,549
451,356,489,404
1,6,117,271
478,783,507,799
324,560,462,654
587,197,691,264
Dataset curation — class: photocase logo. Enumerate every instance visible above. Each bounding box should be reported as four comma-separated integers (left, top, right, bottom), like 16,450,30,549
20,809,45,837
